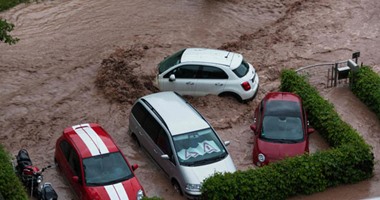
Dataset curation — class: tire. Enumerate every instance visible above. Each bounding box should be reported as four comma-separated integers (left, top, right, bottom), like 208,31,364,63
131,133,141,147
54,157,60,171
219,92,243,103
172,179,183,196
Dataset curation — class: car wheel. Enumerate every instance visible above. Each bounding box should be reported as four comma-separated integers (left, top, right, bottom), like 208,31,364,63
219,92,243,103
172,179,183,196
131,133,141,147
54,157,60,170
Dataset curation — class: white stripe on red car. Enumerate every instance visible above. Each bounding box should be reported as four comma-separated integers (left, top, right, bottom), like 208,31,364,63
104,183,129,200
72,124,109,156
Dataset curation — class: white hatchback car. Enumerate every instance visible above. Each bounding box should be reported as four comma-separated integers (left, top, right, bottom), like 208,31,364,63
157,48,259,102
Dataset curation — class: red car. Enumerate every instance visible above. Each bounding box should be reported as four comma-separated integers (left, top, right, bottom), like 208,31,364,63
54,123,145,200
250,92,314,166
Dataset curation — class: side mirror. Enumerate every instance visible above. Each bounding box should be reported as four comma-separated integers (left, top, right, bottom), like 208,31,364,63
161,154,170,160
307,127,315,134
72,176,79,183
132,164,139,171
169,74,176,82
224,141,231,147
250,124,257,133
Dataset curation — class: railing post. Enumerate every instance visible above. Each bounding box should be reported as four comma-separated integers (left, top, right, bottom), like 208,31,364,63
334,63,338,87
327,68,330,88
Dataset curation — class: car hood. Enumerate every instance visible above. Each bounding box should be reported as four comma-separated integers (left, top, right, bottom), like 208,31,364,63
258,139,307,162
181,155,236,184
85,177,142,200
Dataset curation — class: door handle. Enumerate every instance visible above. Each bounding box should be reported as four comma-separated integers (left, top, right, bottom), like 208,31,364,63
215,83,223,86
186,82,194,85
153,149,158,154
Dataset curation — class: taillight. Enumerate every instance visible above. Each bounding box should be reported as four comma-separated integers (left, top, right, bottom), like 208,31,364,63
241,81,251,91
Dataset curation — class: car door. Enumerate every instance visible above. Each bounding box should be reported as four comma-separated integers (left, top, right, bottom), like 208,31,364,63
58,140,83,198
67,147,84,199
161,65,199,95
196,65,228,96
140,112,160,160
58,140,73,183
130,102,151,150
154,128,177,177
253,101,264,144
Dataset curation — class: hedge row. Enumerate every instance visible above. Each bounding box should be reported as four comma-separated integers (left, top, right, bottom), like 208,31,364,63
0,0,29,12
350,66,380,119
0,145,28,200
201,69,374,200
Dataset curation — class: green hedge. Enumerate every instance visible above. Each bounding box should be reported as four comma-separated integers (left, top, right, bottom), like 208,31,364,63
0,0,28,12
0,145,28,200
201,69,374,200
351,66,380,119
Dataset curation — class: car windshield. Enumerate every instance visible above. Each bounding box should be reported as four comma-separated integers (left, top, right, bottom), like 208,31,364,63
261,100,304,142
158,49,186,74
232,60,249,78
172,128,227,166
83,152,134,186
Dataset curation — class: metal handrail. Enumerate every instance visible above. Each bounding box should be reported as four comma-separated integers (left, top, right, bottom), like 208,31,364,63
296,60,348,72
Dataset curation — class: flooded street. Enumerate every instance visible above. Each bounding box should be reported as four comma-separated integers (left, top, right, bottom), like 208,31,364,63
0,0,379,199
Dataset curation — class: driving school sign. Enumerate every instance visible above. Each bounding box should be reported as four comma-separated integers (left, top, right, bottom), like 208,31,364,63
177,140,221,160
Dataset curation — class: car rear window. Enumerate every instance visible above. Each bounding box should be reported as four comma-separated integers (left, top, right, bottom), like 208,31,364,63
158,49,186,74
264,100,301,117
232,60,249,78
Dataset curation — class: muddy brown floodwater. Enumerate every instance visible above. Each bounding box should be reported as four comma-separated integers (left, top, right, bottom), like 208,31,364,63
0,0,379,199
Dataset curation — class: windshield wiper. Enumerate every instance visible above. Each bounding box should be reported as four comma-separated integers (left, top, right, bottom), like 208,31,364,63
182,161,196,166
194,153,227,165
271,139,298,144
91,175,131,186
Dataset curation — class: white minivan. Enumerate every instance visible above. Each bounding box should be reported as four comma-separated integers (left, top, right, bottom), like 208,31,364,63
128,91,236,199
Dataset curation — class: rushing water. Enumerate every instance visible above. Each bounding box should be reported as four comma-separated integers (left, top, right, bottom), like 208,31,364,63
0,0,379,199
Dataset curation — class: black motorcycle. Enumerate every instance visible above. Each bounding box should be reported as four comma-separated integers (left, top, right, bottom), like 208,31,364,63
15,149,58,200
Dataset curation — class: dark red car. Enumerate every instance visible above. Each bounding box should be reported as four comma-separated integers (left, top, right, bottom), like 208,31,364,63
54,123,145,200
250,92,314,166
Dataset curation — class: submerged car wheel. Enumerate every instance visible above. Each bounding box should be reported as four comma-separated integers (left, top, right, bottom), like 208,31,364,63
172,179,183,196
131,133,141,147
54,157,60,170
219,92,243,103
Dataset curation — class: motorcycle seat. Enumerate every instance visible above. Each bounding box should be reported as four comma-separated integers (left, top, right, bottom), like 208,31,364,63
16,149,32,163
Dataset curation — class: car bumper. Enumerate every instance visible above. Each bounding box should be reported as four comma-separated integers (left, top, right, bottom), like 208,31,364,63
241,74,260,101
184,191,202,200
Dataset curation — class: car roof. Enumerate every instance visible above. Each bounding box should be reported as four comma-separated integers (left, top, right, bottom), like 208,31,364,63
63,123,120,158
263,92,302,117
181,48,243,69
264,92,302,103
140,91,210,136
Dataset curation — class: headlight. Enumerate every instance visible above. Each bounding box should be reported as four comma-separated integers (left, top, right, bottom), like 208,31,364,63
186,183,201,192
258,153,265,162
37,176,43,183
136,189,144,200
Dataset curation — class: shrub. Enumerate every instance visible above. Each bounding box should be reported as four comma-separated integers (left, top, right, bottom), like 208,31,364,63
0,144,28,200
0,0,29,12
350,66,380,119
